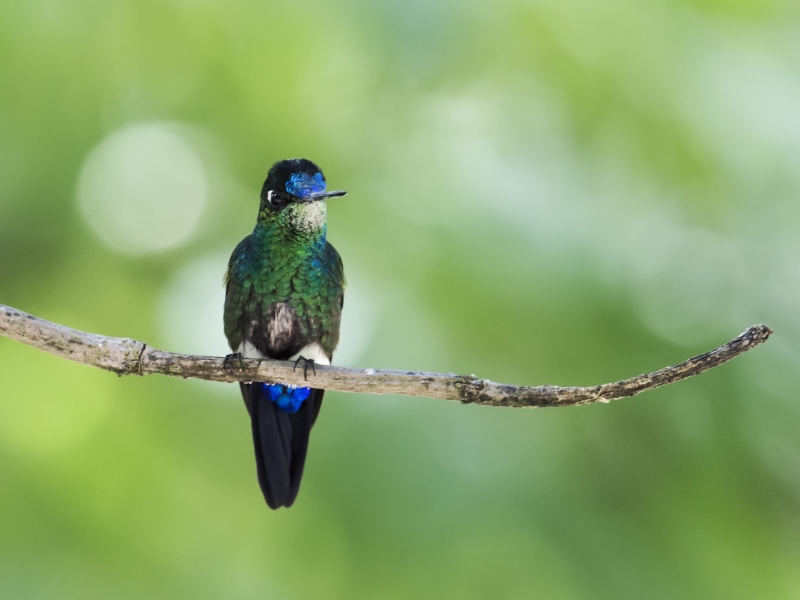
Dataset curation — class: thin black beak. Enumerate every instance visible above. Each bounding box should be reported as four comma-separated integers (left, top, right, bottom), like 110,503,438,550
308,190,347,201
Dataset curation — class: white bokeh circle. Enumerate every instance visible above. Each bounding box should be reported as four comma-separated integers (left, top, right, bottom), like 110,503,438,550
158,253,231,358
77,122,208,255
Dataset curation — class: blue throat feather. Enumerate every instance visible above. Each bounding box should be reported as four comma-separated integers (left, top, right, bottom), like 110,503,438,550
262,383,312,414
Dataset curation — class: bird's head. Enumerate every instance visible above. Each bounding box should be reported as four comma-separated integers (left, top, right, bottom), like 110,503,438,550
257,158,346,233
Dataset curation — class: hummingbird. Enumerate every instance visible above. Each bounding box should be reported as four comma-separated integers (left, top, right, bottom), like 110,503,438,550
223,158,346,509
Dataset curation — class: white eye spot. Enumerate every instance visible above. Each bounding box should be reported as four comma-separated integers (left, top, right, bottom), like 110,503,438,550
77,122,208,255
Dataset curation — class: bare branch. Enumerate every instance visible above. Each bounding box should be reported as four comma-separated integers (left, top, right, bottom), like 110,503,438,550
0,303,772,408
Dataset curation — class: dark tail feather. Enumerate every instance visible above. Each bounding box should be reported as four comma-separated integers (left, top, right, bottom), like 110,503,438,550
311,390,324,427
284,388,324,506
240,383,324,509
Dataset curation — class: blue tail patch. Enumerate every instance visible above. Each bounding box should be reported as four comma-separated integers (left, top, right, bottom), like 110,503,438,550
262,383,312,414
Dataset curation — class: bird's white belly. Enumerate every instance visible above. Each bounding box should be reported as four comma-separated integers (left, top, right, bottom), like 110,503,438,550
236,341,331,365
290,342,331,365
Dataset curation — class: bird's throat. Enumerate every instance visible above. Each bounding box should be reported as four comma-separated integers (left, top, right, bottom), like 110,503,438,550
288,200,326,233
254,201,327,255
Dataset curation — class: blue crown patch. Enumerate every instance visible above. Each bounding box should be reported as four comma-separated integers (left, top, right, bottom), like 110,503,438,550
286,172,326,199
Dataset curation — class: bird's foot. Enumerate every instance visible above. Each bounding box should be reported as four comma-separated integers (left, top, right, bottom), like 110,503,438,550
292,355,316,381
223,352,244,375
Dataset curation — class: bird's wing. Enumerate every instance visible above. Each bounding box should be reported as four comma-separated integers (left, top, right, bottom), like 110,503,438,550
223,235,256,353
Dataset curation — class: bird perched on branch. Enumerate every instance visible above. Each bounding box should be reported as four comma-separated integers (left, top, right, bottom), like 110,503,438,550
223,158,346,509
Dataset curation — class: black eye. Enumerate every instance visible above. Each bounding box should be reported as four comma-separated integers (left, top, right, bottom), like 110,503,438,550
267,190,282,209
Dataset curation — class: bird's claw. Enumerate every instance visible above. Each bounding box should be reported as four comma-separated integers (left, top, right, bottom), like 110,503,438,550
292,355,316,381
224,352,244,375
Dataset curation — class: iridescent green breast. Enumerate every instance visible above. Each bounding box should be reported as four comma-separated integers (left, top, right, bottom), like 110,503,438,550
223,216,344,361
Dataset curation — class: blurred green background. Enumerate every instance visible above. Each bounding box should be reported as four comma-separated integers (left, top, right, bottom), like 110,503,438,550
1,0,798,598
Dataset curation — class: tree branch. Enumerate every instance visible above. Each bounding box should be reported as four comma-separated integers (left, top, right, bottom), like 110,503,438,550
0,303,772,408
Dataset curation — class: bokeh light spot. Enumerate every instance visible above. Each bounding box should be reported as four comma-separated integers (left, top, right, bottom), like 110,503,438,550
77,122,208,255
158,253,230,357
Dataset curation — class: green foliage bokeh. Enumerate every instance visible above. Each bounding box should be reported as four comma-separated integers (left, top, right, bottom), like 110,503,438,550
1,0,799,598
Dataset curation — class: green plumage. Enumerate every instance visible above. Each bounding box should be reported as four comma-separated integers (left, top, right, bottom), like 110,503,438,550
224,198,344,360
223,158,346,509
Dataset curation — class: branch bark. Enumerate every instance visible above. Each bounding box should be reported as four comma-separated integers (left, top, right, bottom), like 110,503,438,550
0,303,772,408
